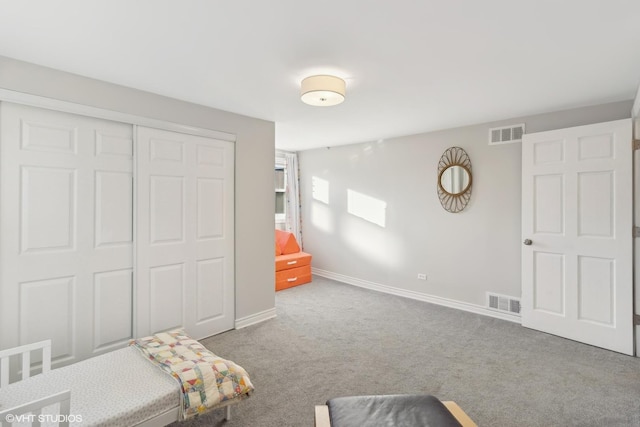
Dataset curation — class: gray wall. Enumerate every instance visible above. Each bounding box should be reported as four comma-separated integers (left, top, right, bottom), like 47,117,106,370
299,101,633,308
0,56,275,322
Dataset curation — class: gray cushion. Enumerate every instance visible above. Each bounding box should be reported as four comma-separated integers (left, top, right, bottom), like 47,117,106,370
327,394,462,427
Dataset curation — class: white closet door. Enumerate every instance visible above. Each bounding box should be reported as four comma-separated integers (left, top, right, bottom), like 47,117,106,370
0,103,134,367
136,126,234,339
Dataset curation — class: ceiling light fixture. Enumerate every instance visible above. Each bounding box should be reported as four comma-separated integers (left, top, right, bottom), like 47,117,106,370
300,75,346,106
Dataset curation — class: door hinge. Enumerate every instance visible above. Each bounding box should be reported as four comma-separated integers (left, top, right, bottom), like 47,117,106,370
635,314,640,326
634,227,640,238
634,139,640,151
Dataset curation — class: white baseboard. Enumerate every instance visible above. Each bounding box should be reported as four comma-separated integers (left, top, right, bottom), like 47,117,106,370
312,268,522,324
235,307,277,329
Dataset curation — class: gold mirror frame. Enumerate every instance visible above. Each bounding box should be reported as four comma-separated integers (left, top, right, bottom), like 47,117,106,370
437,147,472,213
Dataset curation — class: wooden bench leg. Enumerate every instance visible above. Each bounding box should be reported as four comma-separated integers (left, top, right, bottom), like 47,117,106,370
442,401,477,427
314,405,331,427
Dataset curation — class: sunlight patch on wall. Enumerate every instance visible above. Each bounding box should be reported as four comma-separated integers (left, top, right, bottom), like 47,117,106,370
343,215,402,268
311,202,333,233
347,189,386,227
312,176,329,204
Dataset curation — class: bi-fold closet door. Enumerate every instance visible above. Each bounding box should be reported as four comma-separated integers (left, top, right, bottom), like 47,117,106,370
135,126,235,341
0,102,234,369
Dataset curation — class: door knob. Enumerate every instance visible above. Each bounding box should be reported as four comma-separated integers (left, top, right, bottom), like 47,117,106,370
523,239,532,246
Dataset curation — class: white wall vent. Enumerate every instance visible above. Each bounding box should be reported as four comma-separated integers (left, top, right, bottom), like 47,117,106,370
488,123,525,145
486,292,521,316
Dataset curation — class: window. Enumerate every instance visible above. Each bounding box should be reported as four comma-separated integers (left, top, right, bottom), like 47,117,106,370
275,166,286,224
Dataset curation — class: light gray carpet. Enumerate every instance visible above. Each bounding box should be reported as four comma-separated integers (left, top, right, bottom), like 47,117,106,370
176,276,640,427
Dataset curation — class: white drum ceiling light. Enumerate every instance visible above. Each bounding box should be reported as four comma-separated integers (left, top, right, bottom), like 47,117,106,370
300,75,346,106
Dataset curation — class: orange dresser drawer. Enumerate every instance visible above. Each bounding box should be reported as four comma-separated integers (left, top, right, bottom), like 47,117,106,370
276,265,312,291
275,252,312,272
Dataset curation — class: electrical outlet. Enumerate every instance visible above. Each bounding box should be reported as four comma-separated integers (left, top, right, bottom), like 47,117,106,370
417,273,427,280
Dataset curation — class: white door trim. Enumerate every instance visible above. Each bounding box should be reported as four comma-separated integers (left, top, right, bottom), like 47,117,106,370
632,84,640,119
0,88,236,142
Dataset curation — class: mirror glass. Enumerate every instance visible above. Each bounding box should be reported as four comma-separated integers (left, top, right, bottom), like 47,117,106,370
440,165,470,195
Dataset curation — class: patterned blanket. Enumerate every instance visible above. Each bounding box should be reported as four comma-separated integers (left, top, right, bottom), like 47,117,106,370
130,330,254,420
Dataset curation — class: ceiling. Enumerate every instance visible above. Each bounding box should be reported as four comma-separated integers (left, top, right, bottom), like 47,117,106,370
0,1,639,151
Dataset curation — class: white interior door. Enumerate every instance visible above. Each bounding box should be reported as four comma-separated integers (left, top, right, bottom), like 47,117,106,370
521,119,633,355
0,102,134,366
136,126,234,340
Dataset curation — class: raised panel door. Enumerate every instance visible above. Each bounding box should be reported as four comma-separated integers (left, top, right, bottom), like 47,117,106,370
0,103,134,369
522,119,633,355
136,126,234,340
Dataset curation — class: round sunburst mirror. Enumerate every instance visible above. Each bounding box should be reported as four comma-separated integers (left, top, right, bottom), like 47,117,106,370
437,147,472,213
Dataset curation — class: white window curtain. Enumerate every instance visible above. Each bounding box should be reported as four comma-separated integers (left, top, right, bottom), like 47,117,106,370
284,151,302,246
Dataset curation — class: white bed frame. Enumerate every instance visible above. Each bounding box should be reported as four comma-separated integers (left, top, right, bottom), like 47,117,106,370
0,340,52,387
0,341,233,426
0,390,71,427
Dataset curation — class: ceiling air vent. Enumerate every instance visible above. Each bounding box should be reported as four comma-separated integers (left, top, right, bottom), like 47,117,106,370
488,123,525,145
487,292,521,316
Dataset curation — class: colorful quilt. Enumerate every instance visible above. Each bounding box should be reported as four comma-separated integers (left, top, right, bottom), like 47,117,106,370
130,330,254,420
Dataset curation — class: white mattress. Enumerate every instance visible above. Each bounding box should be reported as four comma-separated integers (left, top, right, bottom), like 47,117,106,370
0,346,180,426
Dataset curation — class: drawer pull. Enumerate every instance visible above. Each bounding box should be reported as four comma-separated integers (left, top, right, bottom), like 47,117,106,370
287,260,297,265
287,277,298,282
